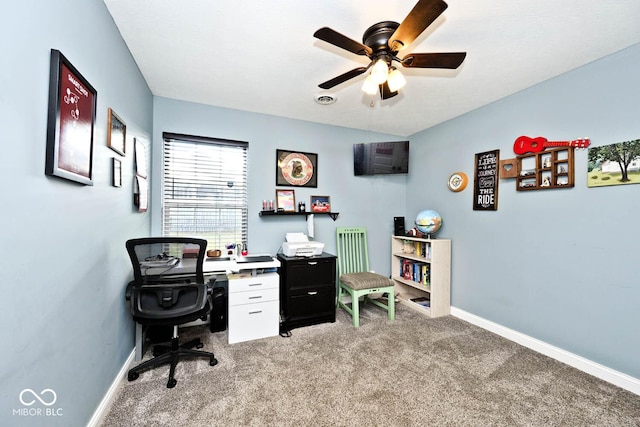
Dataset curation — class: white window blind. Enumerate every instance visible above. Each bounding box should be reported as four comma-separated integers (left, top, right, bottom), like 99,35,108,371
162,133,248,251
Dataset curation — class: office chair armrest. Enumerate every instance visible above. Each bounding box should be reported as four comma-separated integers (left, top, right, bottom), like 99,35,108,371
125,281,135,301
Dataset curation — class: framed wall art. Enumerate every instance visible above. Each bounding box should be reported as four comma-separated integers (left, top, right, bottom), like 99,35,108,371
112,158,122,188
447,172,468,192
45,49,97,185
276,149,317,187
276,189,296,211
107,108,126,156
310,195,330,212
587,139,640,187
473,149,500,211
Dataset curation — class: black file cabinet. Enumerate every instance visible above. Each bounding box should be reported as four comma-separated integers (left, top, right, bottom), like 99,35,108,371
277,252,337,332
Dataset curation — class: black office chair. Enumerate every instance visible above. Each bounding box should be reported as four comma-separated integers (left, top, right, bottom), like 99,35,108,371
125,237,218,388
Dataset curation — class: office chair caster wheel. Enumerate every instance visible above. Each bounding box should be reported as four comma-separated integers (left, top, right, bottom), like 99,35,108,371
167,378,177,388
128,372,139,381
210,357,218,366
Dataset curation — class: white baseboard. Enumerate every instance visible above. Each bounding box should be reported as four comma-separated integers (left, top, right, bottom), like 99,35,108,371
87,349,135,427
451,307,640,396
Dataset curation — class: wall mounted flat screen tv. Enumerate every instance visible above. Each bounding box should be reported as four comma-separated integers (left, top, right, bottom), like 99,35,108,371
353,141,409,176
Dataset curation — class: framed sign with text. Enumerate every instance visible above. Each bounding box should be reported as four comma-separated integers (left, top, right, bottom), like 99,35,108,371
473,149,500,211
45,49,97,185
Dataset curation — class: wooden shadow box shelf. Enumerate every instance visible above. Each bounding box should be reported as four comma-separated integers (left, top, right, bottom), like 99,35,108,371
516,147,575,191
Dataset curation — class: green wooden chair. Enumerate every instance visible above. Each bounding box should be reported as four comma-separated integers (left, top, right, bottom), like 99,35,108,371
336,227,395,327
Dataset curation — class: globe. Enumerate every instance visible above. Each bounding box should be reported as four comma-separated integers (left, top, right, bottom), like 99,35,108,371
415,210,442,236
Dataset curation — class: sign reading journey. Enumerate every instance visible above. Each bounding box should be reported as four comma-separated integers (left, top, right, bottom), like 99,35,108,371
473,149,500,211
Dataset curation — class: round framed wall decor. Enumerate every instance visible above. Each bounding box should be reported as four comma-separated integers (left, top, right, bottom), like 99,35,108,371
448,172,468,192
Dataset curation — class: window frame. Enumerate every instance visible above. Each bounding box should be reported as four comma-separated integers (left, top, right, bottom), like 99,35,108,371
161,132,249,251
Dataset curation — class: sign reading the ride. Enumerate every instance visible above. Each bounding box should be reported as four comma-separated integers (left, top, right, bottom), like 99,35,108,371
473,149,499,211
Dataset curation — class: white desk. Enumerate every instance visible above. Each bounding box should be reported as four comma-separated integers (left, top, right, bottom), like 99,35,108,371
134,256,281,360
141,255,280,278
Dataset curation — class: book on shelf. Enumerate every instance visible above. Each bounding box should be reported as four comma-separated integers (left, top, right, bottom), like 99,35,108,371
401,259,413,280
414,241,427,258
422,263,430,286
410,296,431,308
400,259,430,285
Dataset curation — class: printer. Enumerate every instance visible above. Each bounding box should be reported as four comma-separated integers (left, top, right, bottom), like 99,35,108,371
282,233,324,257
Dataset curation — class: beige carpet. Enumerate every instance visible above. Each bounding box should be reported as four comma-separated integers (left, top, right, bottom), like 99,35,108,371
101,304,640,426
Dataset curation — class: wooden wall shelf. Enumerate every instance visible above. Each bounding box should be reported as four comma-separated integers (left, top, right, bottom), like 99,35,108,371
516,147,575,191
259,211,339,221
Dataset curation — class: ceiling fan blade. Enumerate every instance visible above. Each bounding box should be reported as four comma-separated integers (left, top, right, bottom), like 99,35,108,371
380,81,399,100
318,67,368,89
401,52,466,69
389,0,448,52
314,27,373,56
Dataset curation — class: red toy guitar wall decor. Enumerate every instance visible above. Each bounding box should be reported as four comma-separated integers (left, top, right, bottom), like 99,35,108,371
513,136,590,155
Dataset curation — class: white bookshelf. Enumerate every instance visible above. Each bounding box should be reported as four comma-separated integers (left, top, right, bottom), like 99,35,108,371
391,235,451,317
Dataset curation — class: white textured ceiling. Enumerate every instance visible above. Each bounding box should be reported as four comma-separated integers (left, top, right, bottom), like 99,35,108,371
103,0,640,137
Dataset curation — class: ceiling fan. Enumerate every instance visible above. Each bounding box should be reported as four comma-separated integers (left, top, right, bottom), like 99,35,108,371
313,0,466,99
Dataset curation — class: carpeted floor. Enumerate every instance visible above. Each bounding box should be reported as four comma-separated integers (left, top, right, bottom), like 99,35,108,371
101,304,640,426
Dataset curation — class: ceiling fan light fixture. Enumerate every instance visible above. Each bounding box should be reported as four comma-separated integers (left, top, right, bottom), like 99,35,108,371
314,0,466,100
370,59,389,85
361,74,378,95
387,67,406,92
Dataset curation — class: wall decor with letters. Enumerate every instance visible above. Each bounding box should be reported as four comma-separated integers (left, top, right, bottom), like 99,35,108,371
473,150,499,211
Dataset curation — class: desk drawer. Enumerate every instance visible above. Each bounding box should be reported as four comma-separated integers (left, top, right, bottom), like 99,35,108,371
288,287,335,318
229,273,278,293
229,287,279,306
228,300,279,344
286,260,335,290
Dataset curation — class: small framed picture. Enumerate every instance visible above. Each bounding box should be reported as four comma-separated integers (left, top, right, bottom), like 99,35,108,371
107,108,126,156
310,195,330,212
112,158,122,187
276,189,296,211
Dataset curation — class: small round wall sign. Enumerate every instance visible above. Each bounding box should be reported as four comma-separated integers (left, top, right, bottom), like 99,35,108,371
448,172,468,192
280,152,314,186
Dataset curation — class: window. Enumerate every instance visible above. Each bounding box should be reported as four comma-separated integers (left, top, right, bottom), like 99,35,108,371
162,132,248,250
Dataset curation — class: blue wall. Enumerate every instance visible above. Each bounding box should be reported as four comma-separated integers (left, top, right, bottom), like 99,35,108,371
0,0,152,426
152,97,407,272
406,43,640,379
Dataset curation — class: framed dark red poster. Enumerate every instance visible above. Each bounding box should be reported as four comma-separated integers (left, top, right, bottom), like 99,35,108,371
45,49,97,185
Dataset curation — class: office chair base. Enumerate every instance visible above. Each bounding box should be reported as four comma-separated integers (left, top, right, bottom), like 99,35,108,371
128,336,218,388
152,337,204,356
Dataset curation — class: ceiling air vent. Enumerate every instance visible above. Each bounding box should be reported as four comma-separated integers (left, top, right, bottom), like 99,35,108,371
314,93,337,105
